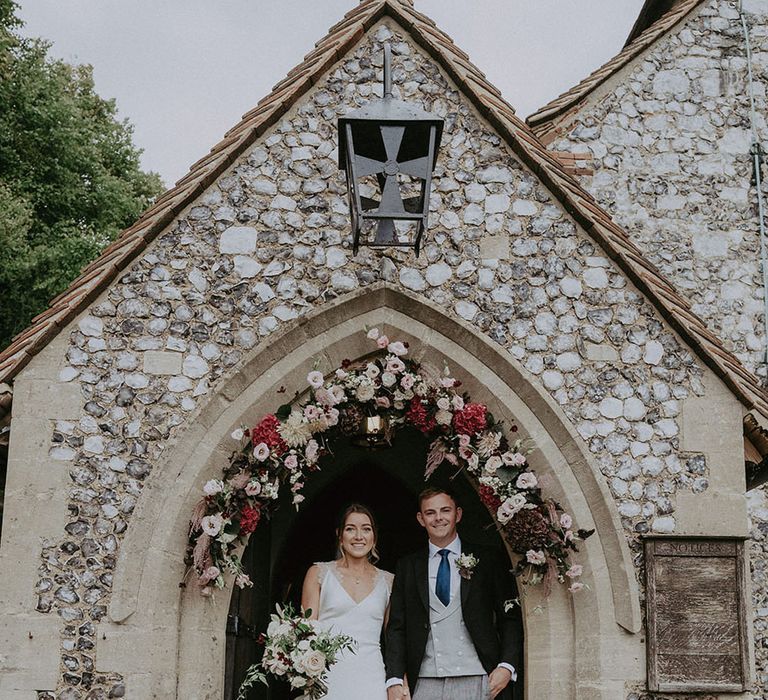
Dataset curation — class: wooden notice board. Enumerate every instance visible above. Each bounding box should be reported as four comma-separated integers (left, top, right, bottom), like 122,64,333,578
645,537,749,693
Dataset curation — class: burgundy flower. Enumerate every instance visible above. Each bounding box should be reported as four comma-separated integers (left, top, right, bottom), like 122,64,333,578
239,505,262,535
251,414,287,455
452,403,487,436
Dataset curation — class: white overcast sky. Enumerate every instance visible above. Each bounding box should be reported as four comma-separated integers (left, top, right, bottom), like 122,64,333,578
18,1,645,186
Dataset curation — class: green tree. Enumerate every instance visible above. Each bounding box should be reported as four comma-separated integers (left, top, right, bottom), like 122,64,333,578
0,0,163,350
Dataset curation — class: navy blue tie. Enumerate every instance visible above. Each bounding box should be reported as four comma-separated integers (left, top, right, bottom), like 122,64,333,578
436,549,451,606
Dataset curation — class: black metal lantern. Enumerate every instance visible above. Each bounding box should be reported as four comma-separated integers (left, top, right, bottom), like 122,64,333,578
338,43,444,255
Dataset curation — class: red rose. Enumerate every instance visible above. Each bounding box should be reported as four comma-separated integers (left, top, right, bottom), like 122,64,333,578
239,505,262,535
452,403,487,436
251,414,287,455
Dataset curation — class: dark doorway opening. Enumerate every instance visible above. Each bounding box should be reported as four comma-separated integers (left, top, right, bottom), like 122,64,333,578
224,427,512,700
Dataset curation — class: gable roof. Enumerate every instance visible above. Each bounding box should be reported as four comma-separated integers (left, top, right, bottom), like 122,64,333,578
1,0,767,450
526,0,705,142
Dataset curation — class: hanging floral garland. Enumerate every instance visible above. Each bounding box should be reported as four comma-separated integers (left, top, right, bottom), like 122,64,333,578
187,329,592,595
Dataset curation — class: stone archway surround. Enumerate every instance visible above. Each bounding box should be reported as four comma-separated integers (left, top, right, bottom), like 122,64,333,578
102,284,642,700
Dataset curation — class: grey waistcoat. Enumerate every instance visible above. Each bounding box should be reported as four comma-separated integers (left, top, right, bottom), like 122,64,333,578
418,584,485,678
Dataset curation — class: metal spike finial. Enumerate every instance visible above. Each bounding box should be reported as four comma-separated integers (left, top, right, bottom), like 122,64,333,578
383,43,392,98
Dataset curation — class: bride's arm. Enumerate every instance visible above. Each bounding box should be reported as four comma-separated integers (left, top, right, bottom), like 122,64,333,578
301,564,321,620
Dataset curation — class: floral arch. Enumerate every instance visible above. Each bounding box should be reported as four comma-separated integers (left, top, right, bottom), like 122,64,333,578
187,329,591,598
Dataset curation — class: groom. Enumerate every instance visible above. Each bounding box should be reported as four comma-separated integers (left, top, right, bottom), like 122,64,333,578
385,487,523,700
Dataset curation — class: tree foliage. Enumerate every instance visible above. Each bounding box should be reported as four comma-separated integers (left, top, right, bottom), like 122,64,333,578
0,1,164,351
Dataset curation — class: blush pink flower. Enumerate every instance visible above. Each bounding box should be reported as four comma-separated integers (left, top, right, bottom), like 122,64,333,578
386,357,406,373
284,454,299,470
307,370,324,389
377,335,390,349
458,434,471,448
566,564,583,578
367,328,380,340
502,451,526,467
515,472,538,489
387,341,407,356
253,442,270,461
525,549,546,566
568,582,584,593
560,513,573,530
245,481,262,497
376,396,391,408
400,374,415,391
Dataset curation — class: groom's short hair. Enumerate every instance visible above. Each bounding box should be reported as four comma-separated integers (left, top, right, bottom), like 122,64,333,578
417,486,459,510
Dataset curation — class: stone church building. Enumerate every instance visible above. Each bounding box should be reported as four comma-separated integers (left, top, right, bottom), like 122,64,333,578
1,0,767,698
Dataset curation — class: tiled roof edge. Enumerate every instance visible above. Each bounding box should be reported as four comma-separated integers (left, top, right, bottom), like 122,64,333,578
1,0,766,438
525,0,705,136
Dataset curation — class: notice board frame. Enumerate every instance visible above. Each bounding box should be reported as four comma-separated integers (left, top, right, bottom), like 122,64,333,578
644,535,749,693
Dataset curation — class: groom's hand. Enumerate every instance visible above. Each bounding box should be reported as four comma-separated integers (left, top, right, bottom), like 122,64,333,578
387,685,405,700
488,666,512,698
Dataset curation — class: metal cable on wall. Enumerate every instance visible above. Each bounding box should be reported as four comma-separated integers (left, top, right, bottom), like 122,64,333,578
738,0,768,380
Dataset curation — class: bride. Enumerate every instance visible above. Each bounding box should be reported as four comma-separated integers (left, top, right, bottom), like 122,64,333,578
301,504,407,700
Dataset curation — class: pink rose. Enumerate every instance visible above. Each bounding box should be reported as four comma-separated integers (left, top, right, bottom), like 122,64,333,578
327,408,340,426
377,335,390,348
458,434,471,448
245,481,262,497
515,472,538,490
560,513,573,530
387,341,407,356
284,454,298,470
400,374,415,391
304,405,321,420
314,388,333,406
502,451,526,467
376,396,391,408
253,442,270,461
452,395,465,411
568,582,584,593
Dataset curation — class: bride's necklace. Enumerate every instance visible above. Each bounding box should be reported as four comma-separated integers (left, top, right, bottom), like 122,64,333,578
336,561,374,586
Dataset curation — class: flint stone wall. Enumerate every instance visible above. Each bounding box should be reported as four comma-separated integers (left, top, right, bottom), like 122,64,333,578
2,19,749,699
542,0,768,694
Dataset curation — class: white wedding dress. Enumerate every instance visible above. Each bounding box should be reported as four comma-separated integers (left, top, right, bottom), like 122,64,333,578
310,561,392,700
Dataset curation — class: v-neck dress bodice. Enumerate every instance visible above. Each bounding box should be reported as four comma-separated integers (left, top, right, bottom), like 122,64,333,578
310,562,392,699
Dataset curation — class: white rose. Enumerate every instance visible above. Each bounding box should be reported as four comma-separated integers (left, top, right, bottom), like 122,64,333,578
201,513,224,536
436,397,450,411
387,341,407,356
435,409,453,426
290,676,307,688
356,382,375,402
381,371,397,387
231,428,245,441
484,455,503,474
367,328,380,340
302,650,327,678
365,362,380,379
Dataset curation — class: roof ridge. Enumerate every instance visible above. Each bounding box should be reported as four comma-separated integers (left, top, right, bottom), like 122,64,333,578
526,0,705,137
1,0,766,437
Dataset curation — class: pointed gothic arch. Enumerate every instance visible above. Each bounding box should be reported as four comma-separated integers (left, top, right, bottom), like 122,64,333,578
104,283,641,699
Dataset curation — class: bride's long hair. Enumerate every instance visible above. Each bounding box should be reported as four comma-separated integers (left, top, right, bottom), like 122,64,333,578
335,503,380,564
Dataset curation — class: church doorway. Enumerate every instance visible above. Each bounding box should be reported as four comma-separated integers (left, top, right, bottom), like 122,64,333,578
224,427,515,700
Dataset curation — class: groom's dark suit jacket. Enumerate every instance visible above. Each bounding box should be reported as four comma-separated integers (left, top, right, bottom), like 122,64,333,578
385,542,523,699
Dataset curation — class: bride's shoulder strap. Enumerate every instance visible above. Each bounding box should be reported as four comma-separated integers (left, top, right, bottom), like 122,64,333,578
313,561,331,585
381,569,395,594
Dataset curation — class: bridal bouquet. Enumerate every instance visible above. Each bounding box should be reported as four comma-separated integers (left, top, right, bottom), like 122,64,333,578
237,604,356,700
